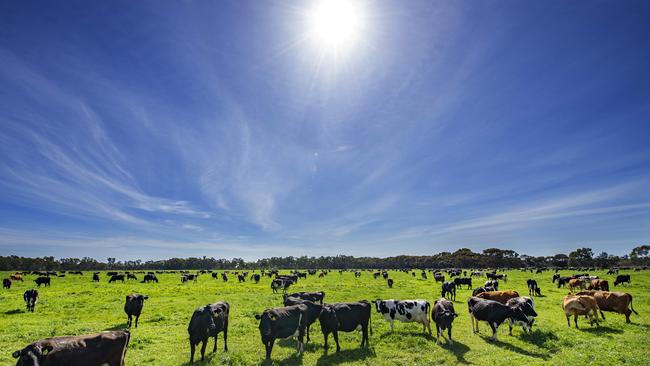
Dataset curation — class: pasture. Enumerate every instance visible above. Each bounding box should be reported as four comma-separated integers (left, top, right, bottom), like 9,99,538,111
0,269,648,365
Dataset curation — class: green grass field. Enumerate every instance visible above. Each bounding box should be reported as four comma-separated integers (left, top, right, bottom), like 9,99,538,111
1,269,648,365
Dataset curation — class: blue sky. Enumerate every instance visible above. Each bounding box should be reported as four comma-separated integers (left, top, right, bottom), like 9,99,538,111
1,1,649,261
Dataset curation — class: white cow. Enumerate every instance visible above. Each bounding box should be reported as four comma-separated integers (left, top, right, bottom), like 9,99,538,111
374,299,431,335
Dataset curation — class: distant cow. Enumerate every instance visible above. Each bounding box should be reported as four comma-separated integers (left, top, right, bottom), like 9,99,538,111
552,273,560,283
251,274,261,283
142,274,158,283
563,295,599,328
319,300,372,352
471,286,495,296
10,274,23,282
255,304,308,359
285,291,325,304
527,279,540,296
387,278,394,288
3,278,10,289
484,280,499,291
92,273,100,282
453,277,472,289
467,297,529,341
124,294,148,328
127,274,137,281
12,330,130,366
557,277,571,288
432,298,457,345
576,291,638,323
375,299,431,335
434,273,445,283
568,278,586,292
109,275,125,283
441,282,456,301
24,289,38,312
421,272,428,280
506,297,537,334
486,273,507,281
476,290,520,304
587,279,609,291
35,277,50,287
188,302,229,363
614,274,631,286
237,274,245,283
271,279,284,293
221,273,228,282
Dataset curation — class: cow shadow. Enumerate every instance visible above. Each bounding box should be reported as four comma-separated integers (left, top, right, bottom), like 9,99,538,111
259,352,303,366
581,326,623,335
519,330,559,352
479,335,550,360
316,347,376,365
104,323,129,331
4,309,24,315
438,339,471,364
378,330,434,341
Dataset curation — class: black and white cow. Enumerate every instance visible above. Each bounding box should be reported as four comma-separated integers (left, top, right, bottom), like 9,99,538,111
484,280,499,291
432,298,458,345
24,289,38,312
374,300,431,335
434,273,445,283
271,279,284,293
467,296,529,341
472,286,495,296
319,301,372,352
441,282,456,301
506,296,537,335
527,279,539,296
255,304,308,360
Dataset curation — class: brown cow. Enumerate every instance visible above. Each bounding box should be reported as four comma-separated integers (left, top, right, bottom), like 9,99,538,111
562,295,599,328
476,290,519,304
12,330,130,366
576,291,638,323
568,279,586,292
587,279,609,291
10,274,23,282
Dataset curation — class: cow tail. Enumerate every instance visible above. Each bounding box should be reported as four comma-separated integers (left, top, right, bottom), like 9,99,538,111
369,309,373,336
629,294,639,315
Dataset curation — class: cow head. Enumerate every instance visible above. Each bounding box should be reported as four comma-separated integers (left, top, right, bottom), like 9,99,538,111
255,311,276,342
12,344,53,366
508,307,530,325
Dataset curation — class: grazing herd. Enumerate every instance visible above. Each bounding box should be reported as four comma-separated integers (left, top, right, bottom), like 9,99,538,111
1,268,643,365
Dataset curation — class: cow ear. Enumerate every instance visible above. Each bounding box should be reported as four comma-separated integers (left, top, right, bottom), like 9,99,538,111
143,296,149,300
12,350,21,358
254,314,261,320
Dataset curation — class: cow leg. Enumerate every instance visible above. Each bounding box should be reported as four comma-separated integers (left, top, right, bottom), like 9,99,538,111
600,310,606,320
625,309,631,323
436,325,441,344
190,342,195,364
135,315,139,328
265,340,274,360
213,335,217,353
306,323,311,342
333,331,340,352
363,323,369,347
200,339,207,361
574,315,579,328
489,323,498,341
448,326,453,345
508,319,513,335
223,323,228,351
389,318,394,332
566,315,570,328
323,331,329,350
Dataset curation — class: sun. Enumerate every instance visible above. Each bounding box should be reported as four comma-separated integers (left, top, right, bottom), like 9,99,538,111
308,0,365,51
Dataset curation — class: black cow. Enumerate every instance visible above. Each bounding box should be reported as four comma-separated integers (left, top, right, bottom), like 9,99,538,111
255,304,308,360
109,274,125,283
506,297,537,335
3,278,10,289
34,277,50,287
434,273,445,283
188,302,229,363
271,279,284,293
142,274,158,283
467,297,529,341
441,282,456,301
237,274,245,283
614,274,631,286
12,330,130,366
557,276,572,288
453,277,472,289
221,273,228,282
127,273,137,281
251,274,261,283
124,294,148,328
552,273,560,283
24,289,38,312
432,298,457,345
387,278,394,288
527,279,540,296
282,297,323,342
472,286,495,296
319,301,372,352
92,273,100,282
285,291,325,304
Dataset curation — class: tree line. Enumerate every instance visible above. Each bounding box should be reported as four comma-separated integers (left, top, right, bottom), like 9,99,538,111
0,246,647,271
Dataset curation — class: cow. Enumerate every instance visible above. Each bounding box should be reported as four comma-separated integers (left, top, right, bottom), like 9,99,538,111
10,274,23,282
476,290,520,304
11,330,130,366
552,273,560,283
441,282,456,301
271,279,284,293
527,279,540,296
506,297,537,334
484,280,499,291
318,301,372,352
562,295,599,328
124,294,148,328
255,304,308,360
142,274,158,283
421,272,428,280
184,274,198,283
467,297,529,341
24,289,38,312
251,274,261,283
181,276,188,283
282,297,324,342
568,278,586,292
285,291,325,304
576,291,638,323
188,302,229,363
354,271,361,278
375,299,431,335
471,286,495,296
434,273,445,283
237,274,245,283
127,274,137,281
3,278,10,289
607,269,619,275
486,273,507,281
221,273,228,282
614,274,631,286
587,279,609,291
34,277,50,287
373,272,380,279
557,277,571,288
109,275,125,283
387,278,394,288
92,273,100,282
453,277,472,289
432,298,457,345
